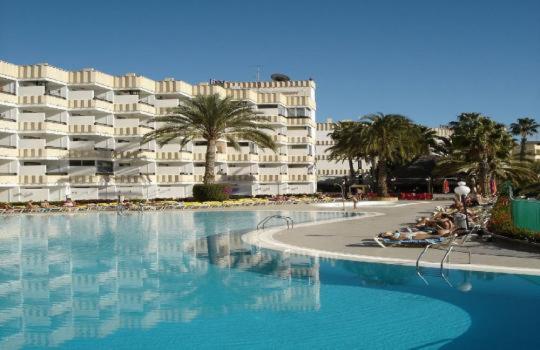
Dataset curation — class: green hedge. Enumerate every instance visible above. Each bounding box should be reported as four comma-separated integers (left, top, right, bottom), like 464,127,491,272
487,196,540,243
192,184,231,201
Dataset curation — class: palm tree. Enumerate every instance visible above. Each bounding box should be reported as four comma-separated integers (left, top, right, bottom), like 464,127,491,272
436,113,537,194
143,94,277,184
359,113,425,197
327,121,366,181
510,117,539,161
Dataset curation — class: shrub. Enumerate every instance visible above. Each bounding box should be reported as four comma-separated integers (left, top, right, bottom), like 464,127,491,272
192,184,231,201
487,196,540,243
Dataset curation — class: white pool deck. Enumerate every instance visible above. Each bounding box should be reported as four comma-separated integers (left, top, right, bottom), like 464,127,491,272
240,200,540,275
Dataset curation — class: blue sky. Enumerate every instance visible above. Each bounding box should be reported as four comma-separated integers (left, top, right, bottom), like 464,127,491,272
0,0,539,128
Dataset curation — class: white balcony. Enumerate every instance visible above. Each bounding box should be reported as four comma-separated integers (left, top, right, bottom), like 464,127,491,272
0,92,17,106
155,151,192,162
272,134,288,144
155,80,192,96
193,153,227,163
69,124,114,137
288,174,316,182
288,155,314,164
227,153,259,163
18,121,69,134
69,149,113,159
69,99,114,113
287,117,315,128
157,174,194,184
0,175,17,186
18,175,69,185
115,150,156,161
19,148,69,159
287,136,313,144
114,127,149,137
0,146,17,158
227,89,258,103
0,119,17,133
265,115,287,125
18,95,68,110
259,174,288,183
114,103,156,116
259,154,288,163
115,175,156,184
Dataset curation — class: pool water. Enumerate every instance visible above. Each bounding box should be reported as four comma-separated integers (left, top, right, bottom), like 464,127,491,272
0,211,539,349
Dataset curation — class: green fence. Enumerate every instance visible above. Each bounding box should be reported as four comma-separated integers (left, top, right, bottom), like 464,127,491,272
511,199,540,232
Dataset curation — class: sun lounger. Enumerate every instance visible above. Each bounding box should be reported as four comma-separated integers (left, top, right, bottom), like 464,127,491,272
373,236,446,248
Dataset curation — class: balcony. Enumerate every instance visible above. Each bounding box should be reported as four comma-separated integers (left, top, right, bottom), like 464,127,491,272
192,85,227,98
114,150,156,161
18,175,69,185
69,70,114,89
0,118,17,133
193,153,227,163
227,153,259,163
0,175,17,186
272,134,287,144
69,124,114,137
0,146,17,158
156,80,193,96
19,148,69,159
258,154,288,163
69,175,112,185
259,174,288,183
115,175,157,184
114,127,148,137
257,93,287,106
227,89,258,103
114,75,155,93
18,64,69,83
287,136,313,144
286,96,316,109
157,174,194,184
265,115,287,125
69,149,113,159
69,99,114,113
18,121,69,134
114,103,156,116
18,95,68,109
0,91,17,105
155,151,192,162
223,174,257,182
287,117,315,128
288,174,316,182
0,61,18,79
288,155,314,164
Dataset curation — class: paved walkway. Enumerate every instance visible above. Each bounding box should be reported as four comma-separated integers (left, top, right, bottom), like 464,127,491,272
243,201,540,275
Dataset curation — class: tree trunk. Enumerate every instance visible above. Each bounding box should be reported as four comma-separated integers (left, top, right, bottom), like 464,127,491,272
203,138,217,184
478,160,490,195
520,137,527,161
376,159,388,197
348,157,356,183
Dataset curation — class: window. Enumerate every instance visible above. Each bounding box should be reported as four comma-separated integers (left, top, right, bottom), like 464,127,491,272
97,161,113,174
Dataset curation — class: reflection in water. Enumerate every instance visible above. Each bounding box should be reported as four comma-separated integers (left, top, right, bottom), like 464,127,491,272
0,213,322,350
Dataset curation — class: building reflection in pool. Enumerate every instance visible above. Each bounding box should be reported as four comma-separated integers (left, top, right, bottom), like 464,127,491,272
0,214,320,349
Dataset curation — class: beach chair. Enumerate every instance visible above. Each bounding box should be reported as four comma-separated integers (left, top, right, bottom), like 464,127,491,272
373,235,446,248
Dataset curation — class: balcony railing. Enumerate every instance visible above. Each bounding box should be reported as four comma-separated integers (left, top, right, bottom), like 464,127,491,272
0,175,18,185
69,149,113,159
0,119,17,132
69,99,114,112
18,175,70,185
227,89,258,103
69,70,115,88
156,80,193,96
257,92,287,106
155,151,192,162
157,174,194,184
19,148,69,159
288,174,316,182
18,121,69,134
258,154,288,163
227,153,259,163
287,117,315,128
114,75,156,93
265,115,287,125
114,175,157,184
286,96,316,109
18,95,68,109
69,124,115,136
288,155,314,163
0,61,18,79
287,136,313,144
114,127,148,137
192,85,227,98
258,174,288,183
0,91,17,105
114,103,156,115
114,150,156,160
18,64,69,83
0,146,17,158
272,134,288,144
193,153,227,162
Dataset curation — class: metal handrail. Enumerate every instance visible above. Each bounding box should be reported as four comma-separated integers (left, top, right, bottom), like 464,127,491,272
257,215,295,230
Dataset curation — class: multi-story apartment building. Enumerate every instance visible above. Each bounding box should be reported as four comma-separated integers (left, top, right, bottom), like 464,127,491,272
513,140,540,162
315,118,370,179
0,61,316,202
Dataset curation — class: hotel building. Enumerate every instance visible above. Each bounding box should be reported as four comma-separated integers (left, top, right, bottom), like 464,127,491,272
0,61,317,202
316,118,370,179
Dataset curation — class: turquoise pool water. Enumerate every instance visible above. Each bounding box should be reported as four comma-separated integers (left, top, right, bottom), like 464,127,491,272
0,211,538,349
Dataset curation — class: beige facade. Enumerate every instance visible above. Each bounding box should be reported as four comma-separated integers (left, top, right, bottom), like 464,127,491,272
514,141,540,161
0,61,316,202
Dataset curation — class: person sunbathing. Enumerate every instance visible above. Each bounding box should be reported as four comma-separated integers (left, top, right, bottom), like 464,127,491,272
25,200,39,210
380,230,442,241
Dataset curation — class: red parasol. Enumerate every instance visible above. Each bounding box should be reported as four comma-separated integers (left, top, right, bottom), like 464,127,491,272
442,179,450,194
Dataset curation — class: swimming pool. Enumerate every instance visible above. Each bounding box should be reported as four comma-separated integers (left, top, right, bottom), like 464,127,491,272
0,211,538,349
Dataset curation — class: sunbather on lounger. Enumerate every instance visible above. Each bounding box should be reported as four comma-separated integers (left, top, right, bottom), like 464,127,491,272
379,230,441,241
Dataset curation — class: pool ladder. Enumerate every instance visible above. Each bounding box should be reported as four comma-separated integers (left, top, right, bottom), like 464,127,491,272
257,215,295,230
